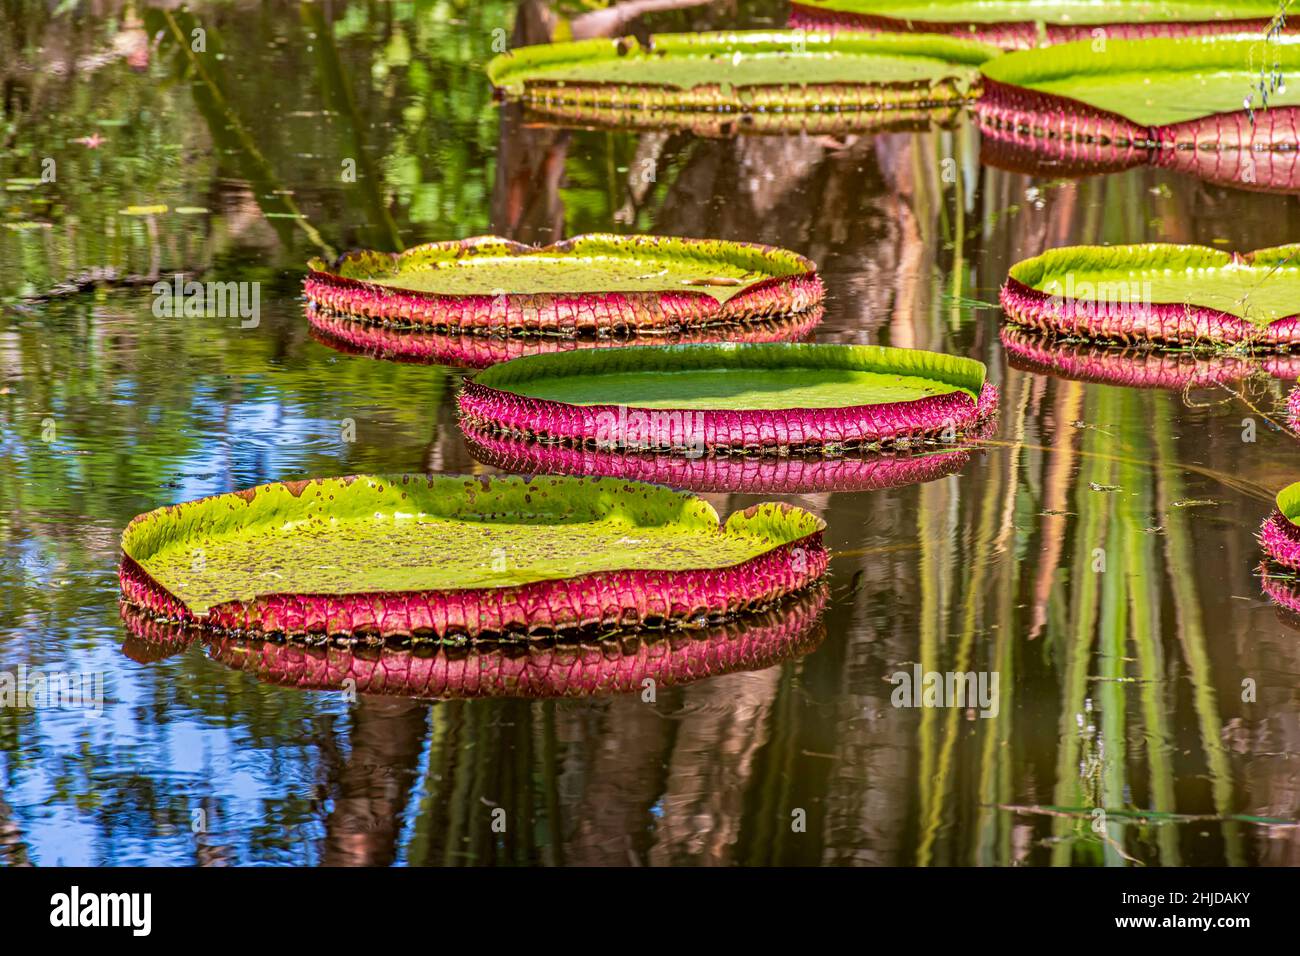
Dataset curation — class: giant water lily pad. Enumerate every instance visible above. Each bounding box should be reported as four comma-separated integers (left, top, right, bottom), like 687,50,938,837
1259,481,1300,571
120,588,827,697
465,431,983,494
458,343,998,454
305,234,822,333
118,474,826,640
486,31,997,134
978,36,1300,191
790,2,1284,50
1002,244,1300,348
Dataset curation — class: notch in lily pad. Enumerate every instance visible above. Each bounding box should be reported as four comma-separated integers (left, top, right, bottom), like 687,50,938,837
304,234,823,334
486,30,997,135
118,474,827,642
457,342,998,455
1002,243,1300,349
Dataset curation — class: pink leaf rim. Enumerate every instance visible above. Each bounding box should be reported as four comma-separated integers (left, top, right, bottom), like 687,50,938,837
119,586,828,699
788,4,1281,50
457,344,999,455
1001,326,1300,390
118,475,828,641
1000,245,1300,349
462,429,989,494
305,304,823,369
304,234,824,333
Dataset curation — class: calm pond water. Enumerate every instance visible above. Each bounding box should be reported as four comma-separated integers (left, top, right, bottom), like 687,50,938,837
1,1,1297,867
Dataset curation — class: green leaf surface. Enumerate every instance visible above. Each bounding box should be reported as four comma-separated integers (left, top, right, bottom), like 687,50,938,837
122,475,822,614
473,343,987,409
1008,243,1300,326
982,35,1300,126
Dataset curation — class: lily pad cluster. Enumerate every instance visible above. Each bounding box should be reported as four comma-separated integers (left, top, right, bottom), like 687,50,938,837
305,233,824,335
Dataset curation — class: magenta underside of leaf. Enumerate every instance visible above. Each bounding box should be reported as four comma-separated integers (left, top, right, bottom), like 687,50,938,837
1288,386,1300,432
787,5,1278,50
977,79,1300,192
1000,327,1300,390
117,524,828,640
303,270,824,333
1259,510,1300,570
457,381,999,453
306,306,822,368
462,430,985,494
120,588,827,699
1000,276,1300,347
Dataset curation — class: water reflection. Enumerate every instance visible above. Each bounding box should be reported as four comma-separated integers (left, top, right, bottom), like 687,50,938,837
307,304,822,367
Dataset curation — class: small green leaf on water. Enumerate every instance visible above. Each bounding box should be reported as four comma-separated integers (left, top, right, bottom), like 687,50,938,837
1172,498,1220,508
119,204,168,216
174,206,210,215
1089,482,1121,493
